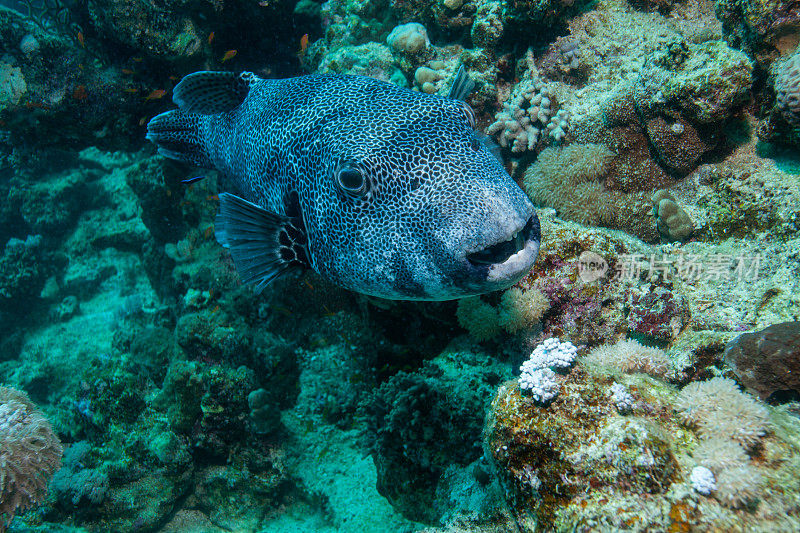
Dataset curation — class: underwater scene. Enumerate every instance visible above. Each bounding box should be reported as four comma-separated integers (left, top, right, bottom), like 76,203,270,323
1,0,800,531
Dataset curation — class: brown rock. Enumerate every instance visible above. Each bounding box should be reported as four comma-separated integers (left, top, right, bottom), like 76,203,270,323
723,322,800,403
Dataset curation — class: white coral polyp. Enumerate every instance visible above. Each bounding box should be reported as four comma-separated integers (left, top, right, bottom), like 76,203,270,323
518,338,578,403
610,382,634,413
519,367,559,403
524,337,578,371
690,465,716,495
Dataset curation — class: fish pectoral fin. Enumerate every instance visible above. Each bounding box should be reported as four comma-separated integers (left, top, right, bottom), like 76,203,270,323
448,65,476,101
214,193,309,293
473,131,504,164
173,71,256,114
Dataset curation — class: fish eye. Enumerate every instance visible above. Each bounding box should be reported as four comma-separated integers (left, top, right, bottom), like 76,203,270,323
335,164,368,197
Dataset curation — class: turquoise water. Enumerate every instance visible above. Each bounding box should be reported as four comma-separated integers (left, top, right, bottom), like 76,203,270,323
1,1,800,532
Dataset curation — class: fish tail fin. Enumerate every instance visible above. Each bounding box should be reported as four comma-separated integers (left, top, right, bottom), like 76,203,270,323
146,110,212,168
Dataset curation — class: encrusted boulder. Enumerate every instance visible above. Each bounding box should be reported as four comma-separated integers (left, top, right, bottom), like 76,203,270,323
484,367,680,530
723,321,800,403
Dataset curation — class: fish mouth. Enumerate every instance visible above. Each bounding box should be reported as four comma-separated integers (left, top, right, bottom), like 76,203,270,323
464,212,540,286
466,214,539,268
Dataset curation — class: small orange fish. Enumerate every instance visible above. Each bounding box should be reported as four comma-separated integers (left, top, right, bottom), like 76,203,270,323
207,194,219,201
145,89,167,100
204,226,214,239
72,84,88,101
132,56,143,62
138,116,148,126
208,31,215,44
299,33,309,54
221,49,237,62
211,305,220,314
123,87,139,93
168,75,179,81
304,279,314,290
121,68,135,75
76,31,85,48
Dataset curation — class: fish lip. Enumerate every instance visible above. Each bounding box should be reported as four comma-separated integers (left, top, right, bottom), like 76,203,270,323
465,213,539,269
484,228,540,283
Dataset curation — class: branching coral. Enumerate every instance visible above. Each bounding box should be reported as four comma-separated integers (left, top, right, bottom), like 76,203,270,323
0,386,63,528
487,77,568,153
519,338,578,402
690,465,716,495
609,382,634,413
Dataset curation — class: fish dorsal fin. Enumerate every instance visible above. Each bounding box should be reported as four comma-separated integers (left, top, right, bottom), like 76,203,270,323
448,65,476,101
214,193,309,293
173,71,255,114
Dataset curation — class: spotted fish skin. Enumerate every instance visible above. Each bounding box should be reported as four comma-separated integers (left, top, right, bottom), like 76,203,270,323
147,71,540,300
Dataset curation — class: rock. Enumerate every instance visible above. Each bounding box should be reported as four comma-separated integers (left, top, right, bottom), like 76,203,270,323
387,22,430,54
484,368,680,530
776,51,800,126
723,321,800,403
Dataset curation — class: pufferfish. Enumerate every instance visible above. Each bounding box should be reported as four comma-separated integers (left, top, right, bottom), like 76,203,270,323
146,67,540,300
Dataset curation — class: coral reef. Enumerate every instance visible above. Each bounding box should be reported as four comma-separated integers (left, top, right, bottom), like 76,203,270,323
361,343,510,524
484,351,800,530
775,51,800,126
487,75,569,153
523,143,660,240
0,386,62,527
1,0,800,530
715,0,800,60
